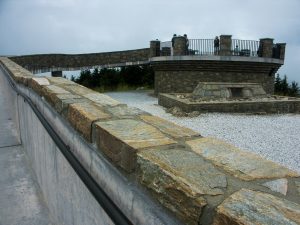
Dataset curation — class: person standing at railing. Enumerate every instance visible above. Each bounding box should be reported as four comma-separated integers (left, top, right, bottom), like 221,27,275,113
171,34,176,56
234,45,240,56
171,34,176,48
184,34,189,55
214,36,219,55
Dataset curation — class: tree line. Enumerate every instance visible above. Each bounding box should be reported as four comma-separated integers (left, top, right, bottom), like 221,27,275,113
274,74,299,97
71,65,154,92
71,67,299,97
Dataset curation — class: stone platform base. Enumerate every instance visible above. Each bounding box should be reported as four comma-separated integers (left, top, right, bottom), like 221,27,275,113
159,93,300,114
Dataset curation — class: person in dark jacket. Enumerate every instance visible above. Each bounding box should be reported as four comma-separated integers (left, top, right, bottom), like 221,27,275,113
214,36,219,55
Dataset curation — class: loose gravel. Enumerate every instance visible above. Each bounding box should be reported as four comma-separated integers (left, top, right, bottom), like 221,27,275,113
106,91,300,173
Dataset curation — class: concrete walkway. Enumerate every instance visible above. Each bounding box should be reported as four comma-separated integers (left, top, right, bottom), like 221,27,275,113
0,69,54,225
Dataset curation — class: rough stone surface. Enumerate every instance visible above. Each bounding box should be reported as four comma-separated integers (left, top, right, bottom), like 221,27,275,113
192,82,267,100
262,178,288,195
28,77,50,95
53,93,86,116
159,93,300,114
154,65,278,95
138,148,227,225
40,85,70,106
140,115,199,139
0,59,34,86
84,93,122,107
213,189,300,225
106,105,147,118
62,84,95,96
95,119,176,171
68,102,110,142
186,137,299,181
47,76,75,86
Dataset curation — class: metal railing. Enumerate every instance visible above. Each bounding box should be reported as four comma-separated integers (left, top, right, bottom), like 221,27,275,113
188,39,215,55
231,39,259,57
159,39,260,57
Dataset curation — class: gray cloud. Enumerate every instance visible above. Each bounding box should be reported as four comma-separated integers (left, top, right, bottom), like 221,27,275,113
0,0,299,82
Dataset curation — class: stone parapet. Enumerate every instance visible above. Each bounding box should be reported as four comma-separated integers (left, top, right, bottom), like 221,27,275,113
1,56,300,225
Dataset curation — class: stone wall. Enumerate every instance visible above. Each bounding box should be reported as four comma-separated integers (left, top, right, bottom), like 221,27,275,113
1,57,300,225
155,70,275,95
152,59,281,95
159,93,300,114
10,48,150,73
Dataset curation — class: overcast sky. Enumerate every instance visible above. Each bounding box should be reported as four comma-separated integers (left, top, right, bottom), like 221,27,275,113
0,0,299,82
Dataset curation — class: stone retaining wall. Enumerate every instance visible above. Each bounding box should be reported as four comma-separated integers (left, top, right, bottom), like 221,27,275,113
152,60,282,95
1,57,300,225
9,48,150,73
158,93,300,114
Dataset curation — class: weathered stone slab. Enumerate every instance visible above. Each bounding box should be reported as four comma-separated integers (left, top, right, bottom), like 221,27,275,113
187,138,299,181
10,70,33,85
42,84,69,95
0,59,33,85
63,84,96,96
138,148,227,225
28,77,50,95
213,189,300,225
95,119,176,172
47,77,75,86
140,115,199,138
53,94,86,116
262,178,288,195
84,93,121,107
106,105,147,118
16,75,33,86
29,78,85,115
41,85,71,106
61,84,122,107
68,102,110,142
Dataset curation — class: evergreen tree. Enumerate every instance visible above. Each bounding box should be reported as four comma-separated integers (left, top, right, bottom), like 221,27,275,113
289,81,300,97
281,75,289,95
274,74,281,93
274,74,300,96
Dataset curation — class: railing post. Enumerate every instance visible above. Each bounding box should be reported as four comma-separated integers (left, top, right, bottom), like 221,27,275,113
219,35,232,56
259,38,274,58
149,40,161,57
277,43,286,60
173,36,187,56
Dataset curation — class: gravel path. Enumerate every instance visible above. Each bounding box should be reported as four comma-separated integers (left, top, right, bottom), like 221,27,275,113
106,91,300,173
